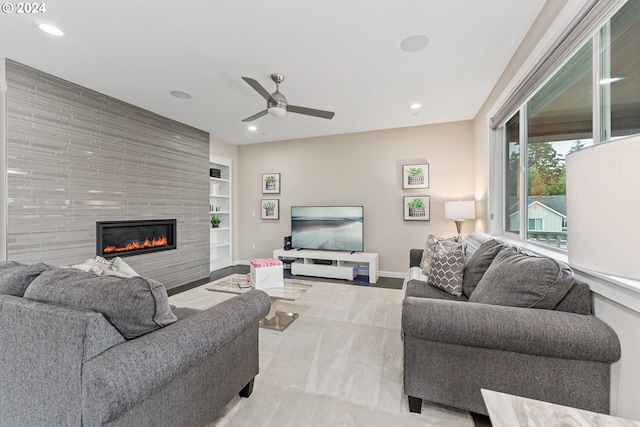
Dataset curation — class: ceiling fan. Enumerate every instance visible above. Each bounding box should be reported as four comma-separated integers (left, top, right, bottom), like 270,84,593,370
241,73,335,122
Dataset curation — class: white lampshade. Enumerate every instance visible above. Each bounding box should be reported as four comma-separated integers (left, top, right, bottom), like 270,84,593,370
268,105,286,117
445,201,476,220
567,136,640,281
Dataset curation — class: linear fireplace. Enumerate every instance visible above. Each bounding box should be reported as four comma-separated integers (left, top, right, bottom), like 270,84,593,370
96,219,177,258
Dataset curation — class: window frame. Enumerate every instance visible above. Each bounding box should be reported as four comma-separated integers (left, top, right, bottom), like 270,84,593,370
490,1,633,251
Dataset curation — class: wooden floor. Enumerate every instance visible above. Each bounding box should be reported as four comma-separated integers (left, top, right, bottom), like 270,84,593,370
168,265,403,296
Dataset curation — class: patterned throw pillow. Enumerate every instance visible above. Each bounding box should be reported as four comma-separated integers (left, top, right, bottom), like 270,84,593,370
420,235,464,276
427,241,465,297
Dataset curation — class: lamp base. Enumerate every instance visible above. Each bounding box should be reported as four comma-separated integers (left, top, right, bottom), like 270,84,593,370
454,220,464,242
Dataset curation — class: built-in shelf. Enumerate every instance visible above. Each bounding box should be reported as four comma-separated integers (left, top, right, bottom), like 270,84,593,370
210,156,232,271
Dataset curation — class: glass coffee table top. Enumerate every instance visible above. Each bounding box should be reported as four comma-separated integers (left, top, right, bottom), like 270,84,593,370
205,274,312,300
205,274,312,331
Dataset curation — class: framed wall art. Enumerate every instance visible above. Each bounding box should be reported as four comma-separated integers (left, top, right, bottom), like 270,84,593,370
402,164,429,189
261,199,280,220
404,196,430,221
262,173,281,194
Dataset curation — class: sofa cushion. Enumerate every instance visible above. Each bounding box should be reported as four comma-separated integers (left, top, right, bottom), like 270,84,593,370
462,239,507,298
469,247,575,309
0,261,53,297
428,242,465,296
420,235,463,276
24,268,177,339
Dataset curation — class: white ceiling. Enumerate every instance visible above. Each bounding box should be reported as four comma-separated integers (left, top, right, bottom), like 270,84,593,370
1,0,546,145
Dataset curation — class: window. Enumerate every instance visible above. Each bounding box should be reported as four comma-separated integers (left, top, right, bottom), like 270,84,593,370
601,0,640,140
528,218,543,231
505,114,520,234
525,41,593,247
497,1,639,250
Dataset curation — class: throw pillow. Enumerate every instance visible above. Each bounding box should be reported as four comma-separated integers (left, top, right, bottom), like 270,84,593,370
0,261,53,297
469,247,575,309
420,235,463,276
462,239,507,298
427,242,465,296
24,268,177,339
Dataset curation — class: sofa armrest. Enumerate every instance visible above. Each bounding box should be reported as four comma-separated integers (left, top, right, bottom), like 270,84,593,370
410,249,423,268
82,289,270,424
402,296,620,363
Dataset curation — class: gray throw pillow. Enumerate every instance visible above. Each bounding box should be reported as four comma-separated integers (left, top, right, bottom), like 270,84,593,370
427,242,465,296
462,239,507,298
469,247,575,309
0,261,53,297
24,268,177,339
420,235,464,276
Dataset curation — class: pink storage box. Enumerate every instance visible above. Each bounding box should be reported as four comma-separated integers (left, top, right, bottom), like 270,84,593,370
250,258,284,289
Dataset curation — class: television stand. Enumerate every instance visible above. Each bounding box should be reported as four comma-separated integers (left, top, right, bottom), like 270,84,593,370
273,248,379,284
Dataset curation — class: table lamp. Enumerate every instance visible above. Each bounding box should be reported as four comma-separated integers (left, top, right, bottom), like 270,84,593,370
445,200,476,242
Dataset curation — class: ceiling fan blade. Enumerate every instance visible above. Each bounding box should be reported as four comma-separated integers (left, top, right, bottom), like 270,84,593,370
242,109,268,122
287,105,335,120
241,77,276,103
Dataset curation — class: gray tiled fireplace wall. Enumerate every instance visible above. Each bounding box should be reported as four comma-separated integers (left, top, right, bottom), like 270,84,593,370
5,60,210,289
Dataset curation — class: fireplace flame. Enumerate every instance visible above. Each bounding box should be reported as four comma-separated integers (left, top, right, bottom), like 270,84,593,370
104,236,168,254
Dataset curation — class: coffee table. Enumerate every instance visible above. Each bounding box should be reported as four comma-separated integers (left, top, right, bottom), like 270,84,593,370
481,389,640,427
205,274,312,331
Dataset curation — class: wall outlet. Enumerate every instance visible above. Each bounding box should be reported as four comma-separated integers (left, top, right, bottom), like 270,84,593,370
251,243,256,250
251,211,256,217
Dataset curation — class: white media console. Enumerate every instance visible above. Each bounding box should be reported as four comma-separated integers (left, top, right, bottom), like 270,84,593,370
273,248,379,284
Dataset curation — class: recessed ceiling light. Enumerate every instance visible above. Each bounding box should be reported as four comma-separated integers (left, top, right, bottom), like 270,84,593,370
248,125,257,132
38,24,64,37
170,90,192,100
410,103,422,110
400,35,430,52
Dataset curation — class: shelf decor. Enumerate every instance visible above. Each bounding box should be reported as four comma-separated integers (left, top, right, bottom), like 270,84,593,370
262,173,281,194
404,196,430,220
403,163,429,189
261,199,279,220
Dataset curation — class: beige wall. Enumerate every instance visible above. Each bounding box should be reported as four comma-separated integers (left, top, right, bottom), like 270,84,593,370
235,121,474,275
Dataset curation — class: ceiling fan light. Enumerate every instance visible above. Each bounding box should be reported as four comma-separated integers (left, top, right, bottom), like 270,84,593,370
268,105,287,118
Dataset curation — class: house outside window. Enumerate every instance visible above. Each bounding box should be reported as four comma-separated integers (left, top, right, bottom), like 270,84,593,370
495,1,639,250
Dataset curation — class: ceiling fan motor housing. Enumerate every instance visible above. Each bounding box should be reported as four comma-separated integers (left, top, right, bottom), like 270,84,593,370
268,90,288,116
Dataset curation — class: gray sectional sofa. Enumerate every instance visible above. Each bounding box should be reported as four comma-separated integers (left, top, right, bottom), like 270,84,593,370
402,233,621,416
0,261,270,426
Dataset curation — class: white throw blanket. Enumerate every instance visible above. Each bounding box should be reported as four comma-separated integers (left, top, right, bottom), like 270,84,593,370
69,256,139,278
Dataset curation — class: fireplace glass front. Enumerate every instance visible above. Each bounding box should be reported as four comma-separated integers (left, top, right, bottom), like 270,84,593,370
96,219,177,258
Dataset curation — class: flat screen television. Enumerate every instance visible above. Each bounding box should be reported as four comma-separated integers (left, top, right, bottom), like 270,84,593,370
290,206,364,252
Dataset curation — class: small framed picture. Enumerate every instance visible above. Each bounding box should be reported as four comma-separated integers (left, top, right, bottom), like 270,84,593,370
262,173,281,194
404,196,430,221
403,164,429,189
261,199,279,220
